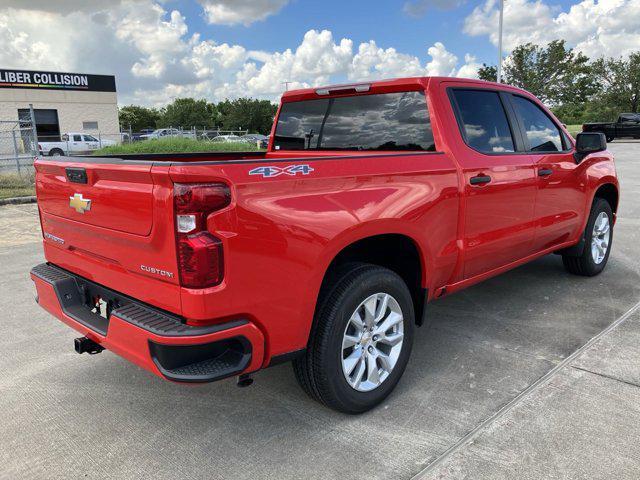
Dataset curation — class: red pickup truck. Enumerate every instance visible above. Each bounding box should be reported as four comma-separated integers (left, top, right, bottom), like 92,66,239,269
31,77,618,413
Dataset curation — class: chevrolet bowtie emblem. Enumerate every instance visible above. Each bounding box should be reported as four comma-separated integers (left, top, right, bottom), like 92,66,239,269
69,193,91,214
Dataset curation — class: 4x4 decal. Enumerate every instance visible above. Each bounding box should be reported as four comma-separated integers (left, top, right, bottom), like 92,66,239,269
249,165,314,178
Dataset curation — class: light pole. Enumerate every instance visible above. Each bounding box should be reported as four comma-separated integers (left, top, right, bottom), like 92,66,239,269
497,0,504,83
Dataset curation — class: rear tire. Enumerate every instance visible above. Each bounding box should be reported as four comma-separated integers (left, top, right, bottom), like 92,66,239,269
49,148,64,156
293,263,414,414
606,135,614,143
562,198,613,276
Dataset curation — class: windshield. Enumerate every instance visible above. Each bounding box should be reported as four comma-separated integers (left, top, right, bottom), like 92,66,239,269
273,91,435,151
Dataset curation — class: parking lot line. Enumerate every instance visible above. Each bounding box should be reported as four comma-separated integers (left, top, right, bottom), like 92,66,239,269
412,297,640,479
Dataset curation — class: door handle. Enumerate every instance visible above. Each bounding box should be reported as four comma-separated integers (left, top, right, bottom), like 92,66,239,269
538,168,553,177
470,175,492,185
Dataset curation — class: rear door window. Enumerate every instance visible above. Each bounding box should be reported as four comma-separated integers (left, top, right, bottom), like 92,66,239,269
450,90,515,153
274,91,435,151
511,95,564,152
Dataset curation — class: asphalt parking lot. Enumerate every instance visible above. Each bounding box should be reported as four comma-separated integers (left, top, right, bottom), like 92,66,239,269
1,142,639,480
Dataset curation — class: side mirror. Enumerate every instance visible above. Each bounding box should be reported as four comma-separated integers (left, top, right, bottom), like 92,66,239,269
575,132,606,163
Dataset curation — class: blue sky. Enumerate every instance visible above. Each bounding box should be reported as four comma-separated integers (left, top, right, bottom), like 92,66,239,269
170,0,579,70
1,0,638,105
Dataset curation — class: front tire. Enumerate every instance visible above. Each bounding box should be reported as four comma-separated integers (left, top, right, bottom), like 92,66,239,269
293,263,415,414
562,198,613,276
606,135,614,143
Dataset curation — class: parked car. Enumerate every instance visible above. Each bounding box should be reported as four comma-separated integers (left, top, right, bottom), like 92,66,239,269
31,77,618,413
140,128,196,140
211,134,243,143
131,129,156,142
240,134,269,149
200,131,220,141
582,113,640,142
39,132,116,156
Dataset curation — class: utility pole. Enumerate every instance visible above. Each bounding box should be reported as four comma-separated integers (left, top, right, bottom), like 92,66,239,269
497,0,504,83
283,81,292,92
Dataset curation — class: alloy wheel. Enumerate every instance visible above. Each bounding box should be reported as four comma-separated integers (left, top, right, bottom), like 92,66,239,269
341,293,404,392
591,211,610,264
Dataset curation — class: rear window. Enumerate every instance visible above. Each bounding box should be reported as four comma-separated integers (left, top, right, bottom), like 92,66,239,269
274,91,435,151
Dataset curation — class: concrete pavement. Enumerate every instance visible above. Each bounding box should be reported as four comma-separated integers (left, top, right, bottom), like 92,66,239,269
1,142,639,479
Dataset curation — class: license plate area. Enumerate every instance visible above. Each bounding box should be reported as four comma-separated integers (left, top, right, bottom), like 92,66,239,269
77,280,128,324
88,296,113,321
55,276,133,336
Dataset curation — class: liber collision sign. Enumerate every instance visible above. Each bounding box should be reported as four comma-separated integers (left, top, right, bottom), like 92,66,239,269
0,69,116,92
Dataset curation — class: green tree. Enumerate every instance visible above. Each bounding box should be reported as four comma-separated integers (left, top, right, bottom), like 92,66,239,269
477,64,497,82
592,52,640,113
118,105,160,131
158,98,217,129
216,98,277,134
503,40,597,106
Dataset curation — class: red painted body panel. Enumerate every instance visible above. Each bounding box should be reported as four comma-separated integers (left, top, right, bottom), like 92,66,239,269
32,76,619,381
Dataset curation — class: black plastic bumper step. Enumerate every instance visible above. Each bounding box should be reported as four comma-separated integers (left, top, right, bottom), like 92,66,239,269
32,263,253,383
149,338,251,383
31,263,247,336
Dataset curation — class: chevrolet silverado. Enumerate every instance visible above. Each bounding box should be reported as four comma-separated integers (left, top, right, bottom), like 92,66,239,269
31,77,619,413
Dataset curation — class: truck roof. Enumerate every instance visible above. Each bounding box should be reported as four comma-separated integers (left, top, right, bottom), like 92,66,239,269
281,76,530,102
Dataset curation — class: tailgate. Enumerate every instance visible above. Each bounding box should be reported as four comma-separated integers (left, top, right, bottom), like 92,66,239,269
35,156,182,314
37,159,154,236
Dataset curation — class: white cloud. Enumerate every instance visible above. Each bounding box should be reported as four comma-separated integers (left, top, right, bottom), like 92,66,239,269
425,42,459,76
456,54,483,79
350,41,479,81
464,0,640,58
350,41,426,80
198,0,289,26
0,2,481,107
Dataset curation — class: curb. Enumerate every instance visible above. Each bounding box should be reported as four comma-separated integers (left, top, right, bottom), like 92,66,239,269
0,196,37,206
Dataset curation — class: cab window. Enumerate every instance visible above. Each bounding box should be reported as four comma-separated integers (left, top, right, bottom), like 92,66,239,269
511,95,564,152
450,89,515,154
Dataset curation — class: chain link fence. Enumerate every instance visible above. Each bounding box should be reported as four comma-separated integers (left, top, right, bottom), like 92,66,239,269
0,107,268,200
0,105,37,179
34,128,264,157
116,127,257,145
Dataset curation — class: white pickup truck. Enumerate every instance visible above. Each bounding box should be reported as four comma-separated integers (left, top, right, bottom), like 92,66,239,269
39,133,117,156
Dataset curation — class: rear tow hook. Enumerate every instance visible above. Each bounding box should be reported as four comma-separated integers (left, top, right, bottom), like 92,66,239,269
74,337,105,355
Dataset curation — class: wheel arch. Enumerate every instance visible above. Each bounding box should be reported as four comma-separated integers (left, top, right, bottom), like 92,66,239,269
562,180,619,258
593,182,619,217
311,229,430,329
49,147,64,156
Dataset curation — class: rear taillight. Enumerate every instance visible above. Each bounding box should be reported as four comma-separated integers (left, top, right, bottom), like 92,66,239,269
174,183,230,288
